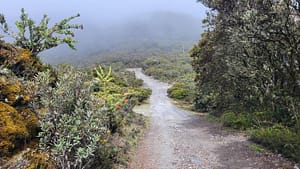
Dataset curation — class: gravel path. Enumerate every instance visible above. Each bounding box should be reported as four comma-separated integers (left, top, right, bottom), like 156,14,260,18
127,68,294,169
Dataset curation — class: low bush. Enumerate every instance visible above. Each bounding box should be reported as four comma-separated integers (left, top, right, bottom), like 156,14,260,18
250,125,300,163
221,112,251,130
251,111,274,128
167,83,189,100
132,88,152,103
167,83,188,100
33,66,109,169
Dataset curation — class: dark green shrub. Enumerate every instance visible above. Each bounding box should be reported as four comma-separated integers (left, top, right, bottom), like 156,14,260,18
250,125,300,162
251,111,274,128
167,82,195,103
133,88,152,103
221,112,251,130
194,91,218,112
167,83,188,100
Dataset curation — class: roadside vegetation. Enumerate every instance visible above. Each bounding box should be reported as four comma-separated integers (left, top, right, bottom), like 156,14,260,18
141,55,196,105
0,9,150,169
192,0,300,163
2,0,300,166
137,0,300,164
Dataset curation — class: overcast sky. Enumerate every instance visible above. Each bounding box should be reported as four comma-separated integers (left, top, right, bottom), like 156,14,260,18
1,0,207,26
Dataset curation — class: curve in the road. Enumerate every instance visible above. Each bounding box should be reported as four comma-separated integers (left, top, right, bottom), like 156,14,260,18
128,68,294,169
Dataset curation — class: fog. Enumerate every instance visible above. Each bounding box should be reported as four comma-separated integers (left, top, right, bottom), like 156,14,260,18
1,0,208,65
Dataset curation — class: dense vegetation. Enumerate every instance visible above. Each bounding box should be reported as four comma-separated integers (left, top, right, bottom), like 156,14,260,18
192,0,300,162
141,55,196,104
2,0,300,166
0,10,151,169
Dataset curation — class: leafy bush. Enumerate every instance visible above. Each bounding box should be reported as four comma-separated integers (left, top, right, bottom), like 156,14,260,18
251,125,300,162
168,82,194,102
221,112,251,130
33,65,108,169
194,91,217,112
113,70,143,88
251,111,275,128
168,83,188,100
132,88,152,103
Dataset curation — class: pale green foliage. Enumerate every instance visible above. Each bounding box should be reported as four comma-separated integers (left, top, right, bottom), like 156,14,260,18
94,65,113,83
94,65,113,95
33,65,107,169
0,8,82,57
0,14,8,38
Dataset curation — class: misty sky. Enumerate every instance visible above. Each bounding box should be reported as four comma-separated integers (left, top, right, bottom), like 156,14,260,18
1,0,209,63
1,0,207,26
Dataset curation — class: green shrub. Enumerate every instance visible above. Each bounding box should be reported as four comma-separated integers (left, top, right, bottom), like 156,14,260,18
90,65,149,168
167,83,188,100
221,112,251,130
194,92,217,112
167,82,195,103
250,125,300,162
33,65,108,169
251,111,274,128
133,88,152,103
113,70,143,88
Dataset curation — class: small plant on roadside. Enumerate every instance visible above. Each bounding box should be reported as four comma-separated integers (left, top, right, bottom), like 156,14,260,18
221,112,251,130
250,124,300,163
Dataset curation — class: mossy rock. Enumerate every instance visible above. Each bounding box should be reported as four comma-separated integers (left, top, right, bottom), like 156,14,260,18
0,102,29,157
1,83,21,103
0,41,19,63
25,151,54,169
0,41,47,79
19,108,39,138
0,72,32,106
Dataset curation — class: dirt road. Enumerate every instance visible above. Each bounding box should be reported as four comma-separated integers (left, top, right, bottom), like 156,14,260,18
128,68,294,169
